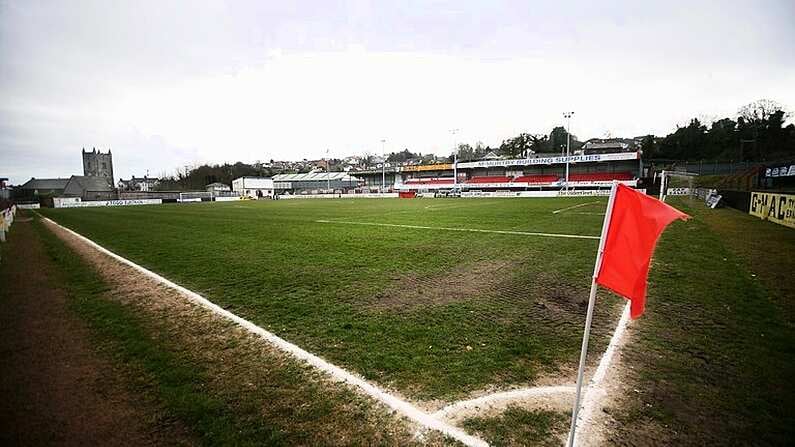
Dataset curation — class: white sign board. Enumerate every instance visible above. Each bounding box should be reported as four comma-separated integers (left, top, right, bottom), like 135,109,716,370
55,199,163,208
666,187,691,196
456,152,638,169
460,189,646,198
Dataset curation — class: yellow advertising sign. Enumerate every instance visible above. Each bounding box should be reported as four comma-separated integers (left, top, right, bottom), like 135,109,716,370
400,163,452,172
749,191,795,229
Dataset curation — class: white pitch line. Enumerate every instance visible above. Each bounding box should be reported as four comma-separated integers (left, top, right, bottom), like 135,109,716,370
316,220,599,240
589,303,630,386
552,201,601,214
432,385,576,419
41,217,488,447
573,302,631,446
432,302,631,429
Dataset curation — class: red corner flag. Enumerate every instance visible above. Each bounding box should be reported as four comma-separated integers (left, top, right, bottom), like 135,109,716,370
595,183,689,319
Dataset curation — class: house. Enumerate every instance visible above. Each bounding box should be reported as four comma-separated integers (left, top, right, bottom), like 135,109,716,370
205,182,231,193
20,177,71,198
63,176,115,201
232,177,274,198
20,175,114,201
0,177,9,201
118,176,159,191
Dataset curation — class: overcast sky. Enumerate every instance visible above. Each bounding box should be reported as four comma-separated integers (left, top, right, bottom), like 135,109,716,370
2,0,794,184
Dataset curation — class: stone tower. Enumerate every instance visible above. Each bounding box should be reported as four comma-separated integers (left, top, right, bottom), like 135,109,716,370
82,147,114,184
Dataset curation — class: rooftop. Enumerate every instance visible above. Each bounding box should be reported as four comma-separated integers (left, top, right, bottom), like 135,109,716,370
21,177,71,190
273,172,360,182
65,175,113,192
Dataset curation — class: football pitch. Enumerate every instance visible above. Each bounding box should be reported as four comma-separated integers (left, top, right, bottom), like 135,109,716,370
35,197,795,444
40,197,627,401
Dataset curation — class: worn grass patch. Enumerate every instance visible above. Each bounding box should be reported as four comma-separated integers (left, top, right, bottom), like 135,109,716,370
462,406,567,446
369,259,520,310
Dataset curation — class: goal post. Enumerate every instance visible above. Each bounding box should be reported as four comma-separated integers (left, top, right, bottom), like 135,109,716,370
659,170,698,202
178,191,212,202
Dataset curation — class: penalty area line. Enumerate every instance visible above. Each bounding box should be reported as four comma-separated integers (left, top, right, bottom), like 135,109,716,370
552,201,601,214
40,217,489,447
315,220,599,240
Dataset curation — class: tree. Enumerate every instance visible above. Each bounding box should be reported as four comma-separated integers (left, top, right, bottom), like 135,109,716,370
736,99,792,160
472,141,490,159
706,118,737,159
499,133,548,158
455,143,476,161
738,99,786,125
549,126,578,154
387,149,421,163
499,133,529,158
528,134,549,154
639,135,658,158
361,151,374,167
658,118,708,160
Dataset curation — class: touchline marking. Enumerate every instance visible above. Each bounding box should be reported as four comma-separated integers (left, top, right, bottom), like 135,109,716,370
590,303,630,386
573,302,631,446
552,201,601,214
41,217,488,447
316,220,599,240
431,302,630,432
432,385,576,419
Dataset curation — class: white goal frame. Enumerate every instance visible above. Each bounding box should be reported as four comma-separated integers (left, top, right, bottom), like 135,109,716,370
659,170,699,202
178,191,212,202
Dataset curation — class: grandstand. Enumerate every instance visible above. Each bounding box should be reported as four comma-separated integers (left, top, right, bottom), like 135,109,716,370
388,151,642,192
273,172,362,194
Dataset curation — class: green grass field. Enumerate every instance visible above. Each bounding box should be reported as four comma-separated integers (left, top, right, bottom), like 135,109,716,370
36,196,795,444
40,197,626,401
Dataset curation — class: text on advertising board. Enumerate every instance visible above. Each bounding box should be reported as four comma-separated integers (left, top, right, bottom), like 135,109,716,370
749,192,795,229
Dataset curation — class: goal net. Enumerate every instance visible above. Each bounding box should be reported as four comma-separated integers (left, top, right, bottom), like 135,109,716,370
659,170,698,202
179,191,212,202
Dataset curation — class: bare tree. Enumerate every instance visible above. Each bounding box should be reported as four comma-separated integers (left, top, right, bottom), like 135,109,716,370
361,151,374,167
739,99,788,124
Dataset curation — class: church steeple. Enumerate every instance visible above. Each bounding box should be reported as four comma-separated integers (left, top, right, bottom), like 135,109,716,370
82,147,114,184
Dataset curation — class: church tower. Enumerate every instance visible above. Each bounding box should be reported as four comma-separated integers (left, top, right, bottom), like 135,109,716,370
82,147,114,184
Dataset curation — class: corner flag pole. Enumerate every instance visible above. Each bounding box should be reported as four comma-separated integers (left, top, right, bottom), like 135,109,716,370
566,181,619,447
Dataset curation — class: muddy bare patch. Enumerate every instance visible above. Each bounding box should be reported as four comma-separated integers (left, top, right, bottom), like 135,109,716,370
531,272,587,313
369,259,520,310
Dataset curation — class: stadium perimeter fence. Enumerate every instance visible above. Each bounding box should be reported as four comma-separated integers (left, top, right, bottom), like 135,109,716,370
119,190,242,202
